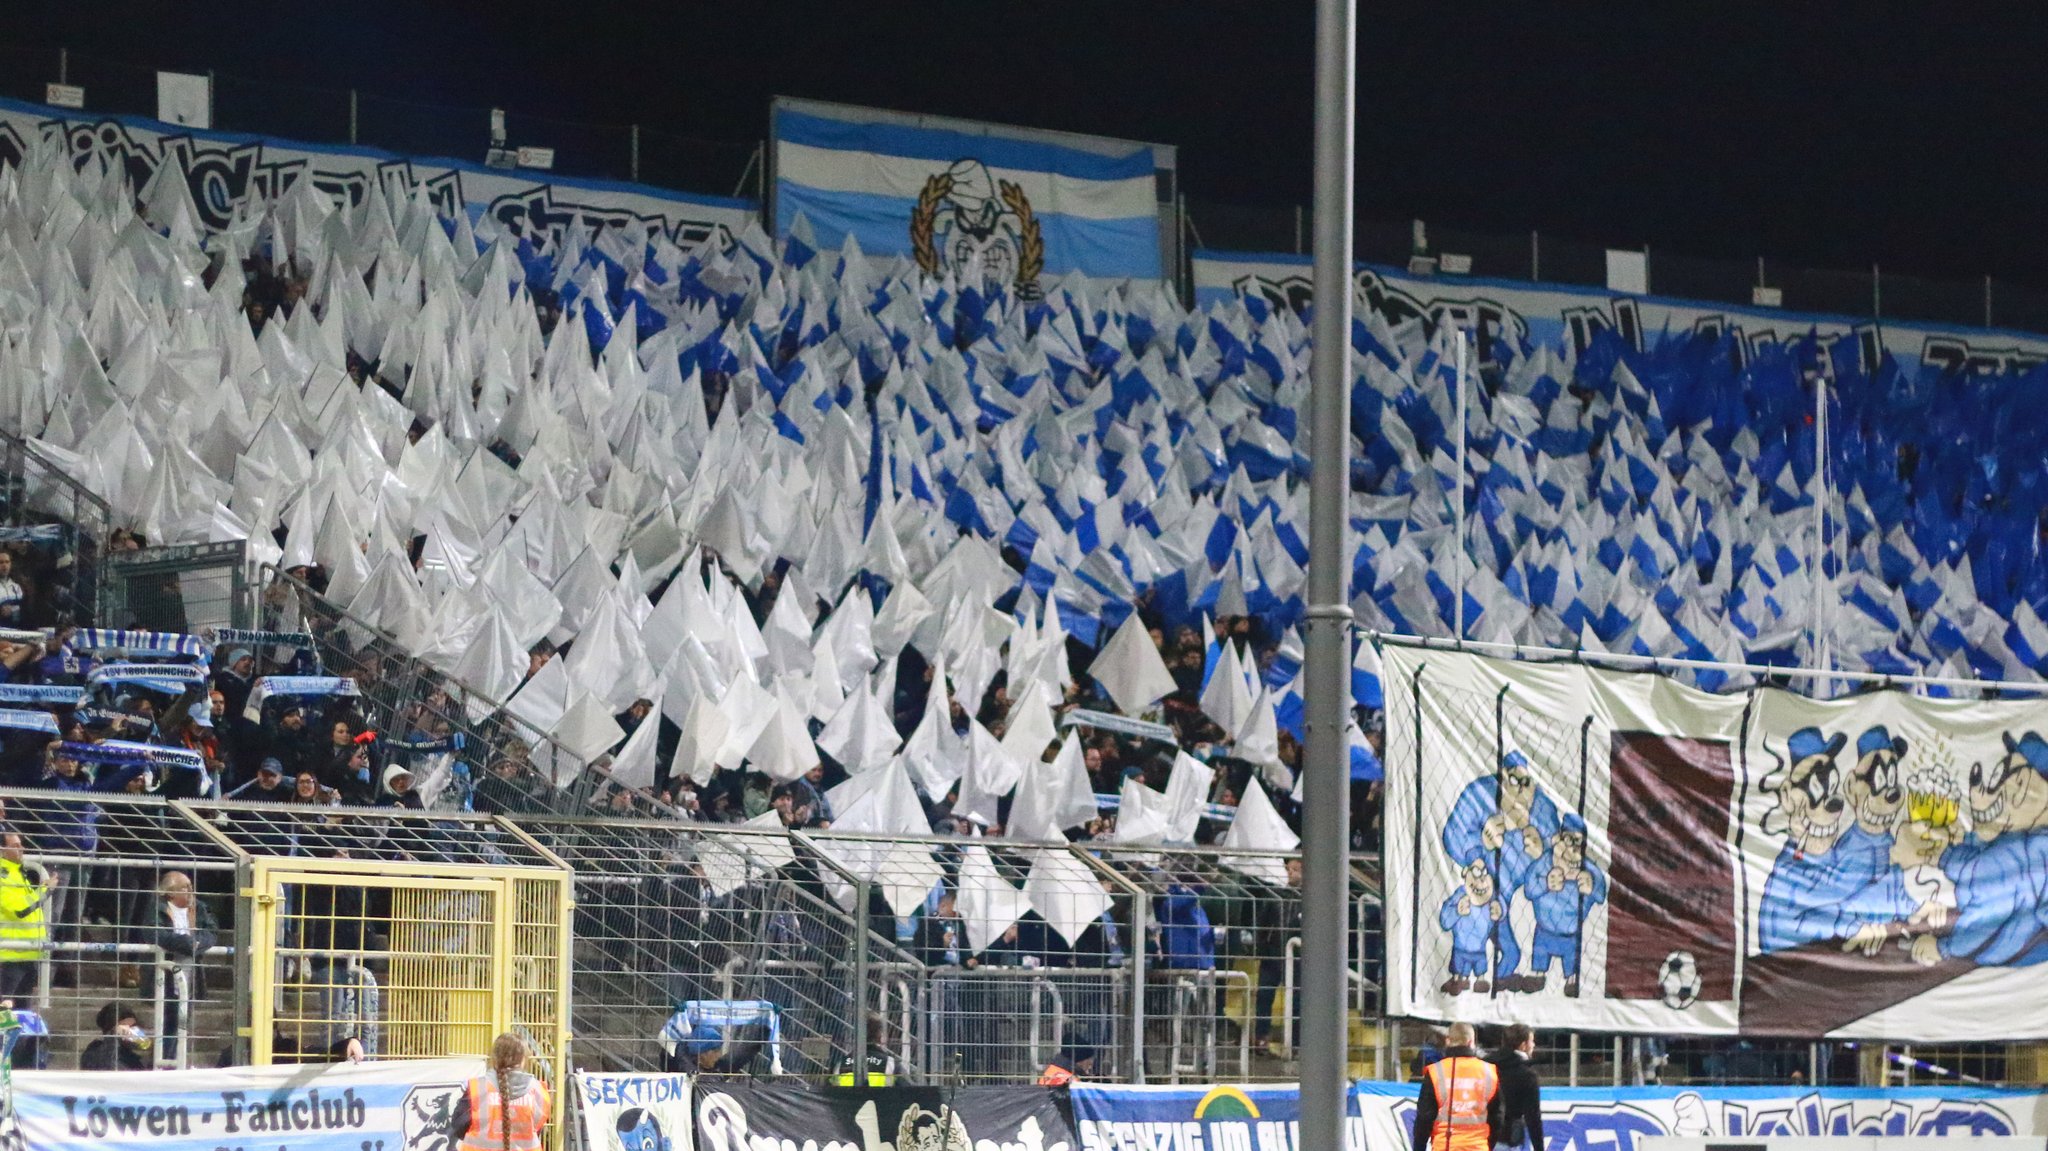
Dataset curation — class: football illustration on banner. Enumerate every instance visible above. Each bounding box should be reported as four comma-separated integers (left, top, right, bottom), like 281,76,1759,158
1658,951,1701,1009
911,159,1044,298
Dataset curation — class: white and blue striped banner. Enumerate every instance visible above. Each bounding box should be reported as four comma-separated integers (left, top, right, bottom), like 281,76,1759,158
9,1057,478,1151
773,100,1165,288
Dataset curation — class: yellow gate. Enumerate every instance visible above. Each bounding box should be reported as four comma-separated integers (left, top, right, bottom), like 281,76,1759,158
244,854,572,1137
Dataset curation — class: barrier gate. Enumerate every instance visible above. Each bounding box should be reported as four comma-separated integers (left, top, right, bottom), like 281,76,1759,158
213,807,573,1140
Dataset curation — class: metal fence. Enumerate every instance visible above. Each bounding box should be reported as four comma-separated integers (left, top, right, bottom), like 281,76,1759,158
253,564,671,820
101,540,249,636
0,428,113,629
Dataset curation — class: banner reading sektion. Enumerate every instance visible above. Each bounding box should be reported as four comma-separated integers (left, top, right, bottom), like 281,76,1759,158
693,1081,1072,1151
1191,250,2048,378
1075,1082,2048,1151
6,1057,478,1151
772,97,1173,294
0,95,757,252
575,1073,693,1151
1383,644,2048,1040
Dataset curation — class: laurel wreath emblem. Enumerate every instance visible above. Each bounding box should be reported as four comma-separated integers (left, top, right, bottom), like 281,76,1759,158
907,165,1044,297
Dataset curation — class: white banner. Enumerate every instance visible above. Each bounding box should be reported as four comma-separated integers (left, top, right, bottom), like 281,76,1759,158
7,1057,478,1151
1192,250,2048,378
0,95,757,252
1383,643,2048,1040
573,1073,693,1151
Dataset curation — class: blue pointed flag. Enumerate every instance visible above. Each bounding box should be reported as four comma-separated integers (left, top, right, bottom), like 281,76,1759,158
1352,640,1384,709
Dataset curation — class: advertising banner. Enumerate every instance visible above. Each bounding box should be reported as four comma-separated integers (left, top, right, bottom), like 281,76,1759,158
1383,643,2048,1040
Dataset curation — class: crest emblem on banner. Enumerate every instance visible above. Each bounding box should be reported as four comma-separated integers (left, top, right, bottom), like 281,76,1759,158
911,159,1044,298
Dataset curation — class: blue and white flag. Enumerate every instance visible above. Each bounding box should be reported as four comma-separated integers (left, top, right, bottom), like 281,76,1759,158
773,99,1166,293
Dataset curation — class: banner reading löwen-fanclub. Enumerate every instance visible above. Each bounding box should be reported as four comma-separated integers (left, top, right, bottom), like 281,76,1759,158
1383,643,2048,1040
6,1056,478,1151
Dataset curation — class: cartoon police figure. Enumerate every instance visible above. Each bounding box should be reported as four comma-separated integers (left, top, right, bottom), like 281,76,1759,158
1757,726,1865,953
1441,748,1560,992
1438,858,1504,994
1524,813,1608,996
1842,726,1908,870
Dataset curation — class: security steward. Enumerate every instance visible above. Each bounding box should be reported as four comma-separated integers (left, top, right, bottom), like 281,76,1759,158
832,1014,898,1087
453,1032,551,1151
1411,1022,1500,1151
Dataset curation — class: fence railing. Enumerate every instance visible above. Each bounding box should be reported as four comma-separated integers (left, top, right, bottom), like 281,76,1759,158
0,787,2024,1084
0,427,114,628
1184,198,2048,337
253,564,674,819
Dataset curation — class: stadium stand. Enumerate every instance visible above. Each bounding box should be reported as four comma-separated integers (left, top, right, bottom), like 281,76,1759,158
0,110,2030,1087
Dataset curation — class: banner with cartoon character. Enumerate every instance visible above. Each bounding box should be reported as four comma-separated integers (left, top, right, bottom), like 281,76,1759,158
1351,1080,2048,1151
693,1081,1072,1151
4,1056,478,1151
1383,642,2048,1040
1191,249,2048,377
574,1073,692,1151
771,97,1173,293
0,94,757,253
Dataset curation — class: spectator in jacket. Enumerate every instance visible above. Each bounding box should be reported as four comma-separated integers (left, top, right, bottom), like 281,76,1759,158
1489,1023,1545,1151
227,758,293,803
34,744,96,986
379,764,424,810
1255,857,1305,1052
80,1001,149,1071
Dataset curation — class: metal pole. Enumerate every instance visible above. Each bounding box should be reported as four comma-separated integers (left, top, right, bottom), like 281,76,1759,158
630,124,640,183
1296,204,1305,255
852,875,871,1074
348,89,358,145
1530,229,1540,281
206,69,215,131
1129,891,1148,1083
1453,331,1468,639
1812,370,1829,694
1986,274,1994,329
1300,0,1356,1145
1873,262,1882,320
58,48,67,85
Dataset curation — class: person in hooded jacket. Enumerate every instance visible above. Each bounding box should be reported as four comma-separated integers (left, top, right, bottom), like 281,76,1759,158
379,764,424,810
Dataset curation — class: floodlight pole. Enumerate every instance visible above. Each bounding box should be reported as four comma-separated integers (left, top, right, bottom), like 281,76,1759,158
1301,0,1357,1145
1453,330,1468,639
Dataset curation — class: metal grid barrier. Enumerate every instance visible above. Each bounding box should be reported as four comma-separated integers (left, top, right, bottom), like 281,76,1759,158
0,786,239,1070
0,427,112,628
254,565,667,819
514,816,890,1078
101,541,248,636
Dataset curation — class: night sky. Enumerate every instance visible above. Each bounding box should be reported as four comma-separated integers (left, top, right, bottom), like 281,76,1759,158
9,1,2048,287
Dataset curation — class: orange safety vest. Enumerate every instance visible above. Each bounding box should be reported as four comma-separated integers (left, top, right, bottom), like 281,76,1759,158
1037,1063,1076,1086
456,1075,551,1151
1424,1055,1498,1151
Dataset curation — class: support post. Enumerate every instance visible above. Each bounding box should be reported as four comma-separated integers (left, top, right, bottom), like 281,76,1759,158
348,89,358,145
1873,262,1882,320
1128,890,1148,1083
58,48,68,85
852,875,871,1074
1453,331,1468,639
1530,229,1540,281
1986,274,1995,329
631,124,640,182
1300,0,1357,1145
1296,203,1305,255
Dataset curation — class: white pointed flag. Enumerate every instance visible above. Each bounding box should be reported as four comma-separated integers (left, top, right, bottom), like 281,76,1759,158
1089,613,1177,715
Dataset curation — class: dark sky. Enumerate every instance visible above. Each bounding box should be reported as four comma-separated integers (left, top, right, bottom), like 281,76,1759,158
10,1,2048,287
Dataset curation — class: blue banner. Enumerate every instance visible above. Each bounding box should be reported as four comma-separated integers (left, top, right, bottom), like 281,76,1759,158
7,1057,479,1151
1072,1081,2048,1151
773,99,1166,292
